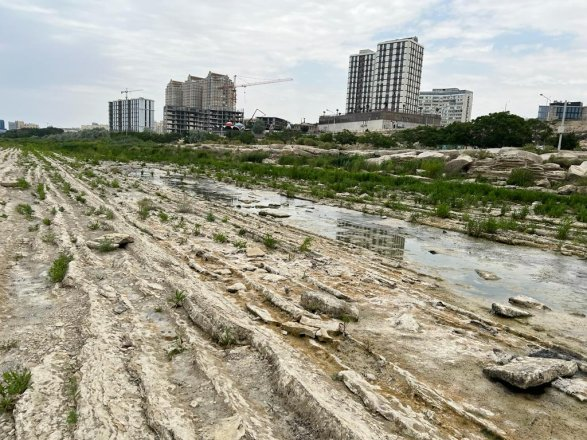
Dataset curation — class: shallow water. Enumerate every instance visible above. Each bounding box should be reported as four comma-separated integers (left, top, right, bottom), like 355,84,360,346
138,169,587,314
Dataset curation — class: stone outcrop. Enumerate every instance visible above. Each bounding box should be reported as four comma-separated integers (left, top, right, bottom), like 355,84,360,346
498,149,543,164
86,233,134,250
475,269,500,281
552,377,587,402
508,295,550,310
491,303,532,318
483,357,578,389
300,291,359,321
567,161,587,180
445,155,473,174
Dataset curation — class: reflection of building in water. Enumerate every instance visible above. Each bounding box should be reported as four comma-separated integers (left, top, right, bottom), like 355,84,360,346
336,220,405,259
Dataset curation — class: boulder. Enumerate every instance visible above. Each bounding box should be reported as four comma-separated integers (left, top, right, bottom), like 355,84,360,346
475,269,500,281
87,233,134,250
552,377,587,402
491,303,532,318
246,246,265,258
445,154,474,174
391,313,420,332
281,321,317,338
365,155,393,166
557,184,577,195
484,357,577,389
567,162,587,180
258,210,290,218
535,178,551,188
498,150,543,164
508,295,550,310
300,291,359,321
226,282,246,293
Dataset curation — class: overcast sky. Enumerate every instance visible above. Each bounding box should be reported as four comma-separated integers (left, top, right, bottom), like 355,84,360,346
1,0,586,127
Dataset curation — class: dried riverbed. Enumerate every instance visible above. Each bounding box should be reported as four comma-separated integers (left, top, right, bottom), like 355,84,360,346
0,148,586,439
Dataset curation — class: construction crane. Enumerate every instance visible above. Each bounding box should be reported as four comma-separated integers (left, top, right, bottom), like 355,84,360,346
121,88,143,99
220,76,293,93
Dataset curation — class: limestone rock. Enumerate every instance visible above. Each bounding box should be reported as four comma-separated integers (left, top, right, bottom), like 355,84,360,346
475,269,500,281
498,149,543,164
258,210,290,218
87,233,134,250
262,273,286,283
567,162,587,180
299,316,343,336
491,303,533,318
557,184,577,195
552,377,587,402
392,313,420,332
315,328,334,343
281,321,317,338
417,151,446,159
445,154,474,174
300,291,359,321
246,246,265,258
227,282,246,293
246,303,279,325
483,357,577,389
508,295,550,310
535,178,551,188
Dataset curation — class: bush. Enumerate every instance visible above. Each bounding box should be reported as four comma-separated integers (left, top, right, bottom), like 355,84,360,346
48,253,73,283
556,218,573,240
16,177,30,189
16,203,33,219
507,168,536,187
263,234,277,249
435,203,451,218
0,369,32,413
300,236,313,252
213,232,227,243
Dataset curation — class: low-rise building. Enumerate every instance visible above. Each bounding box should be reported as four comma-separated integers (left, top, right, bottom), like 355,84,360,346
418,88,473,125
318,110,440,133
254,116,291,131
8,120,40,130
81,122,109,130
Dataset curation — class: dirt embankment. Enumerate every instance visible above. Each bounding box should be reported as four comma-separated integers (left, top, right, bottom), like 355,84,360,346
0,148,585,440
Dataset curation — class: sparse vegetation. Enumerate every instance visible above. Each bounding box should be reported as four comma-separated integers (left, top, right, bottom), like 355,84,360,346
0,368,32,413
206,212,216,222
168,289,186,308
42,217,51,226
48,253,73,283
16,177,30,190
300,236,313,252
158,211,169,222
213,232,228,243
97,239,117,252
41,231,57,245
137,198,155,220
233,239,247,249
36,182,46,200
16,203,33,219
217,326,237,348
435,203,451,219
556,218,573,240
263,233,277,249
507,168,536,187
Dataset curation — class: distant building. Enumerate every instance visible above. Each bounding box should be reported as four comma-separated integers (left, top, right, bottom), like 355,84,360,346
108,97,155,133
8,121,16,130
318,110,440,133
152,121,165,134
81,122,109,130
164,71,243,133
0,120,5,130
537,101,587,121
255,116,291,131
418,88,473,125
8,120,40,129
347,37,424,114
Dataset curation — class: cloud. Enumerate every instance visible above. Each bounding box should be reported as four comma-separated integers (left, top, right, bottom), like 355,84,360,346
0,0,585,126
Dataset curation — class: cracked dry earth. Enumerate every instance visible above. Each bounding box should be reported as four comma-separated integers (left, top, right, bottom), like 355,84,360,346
0,147,586,440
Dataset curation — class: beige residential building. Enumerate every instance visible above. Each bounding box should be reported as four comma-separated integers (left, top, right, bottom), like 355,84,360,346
418,88,473,125
165,80,183,107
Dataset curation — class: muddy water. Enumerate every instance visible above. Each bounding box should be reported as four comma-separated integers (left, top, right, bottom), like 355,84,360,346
141,170,587,314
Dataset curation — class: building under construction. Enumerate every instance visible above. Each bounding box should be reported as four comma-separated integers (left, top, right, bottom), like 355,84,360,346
164,72,243,133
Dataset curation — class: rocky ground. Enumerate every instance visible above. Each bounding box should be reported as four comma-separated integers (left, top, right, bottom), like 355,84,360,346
0,147,586,439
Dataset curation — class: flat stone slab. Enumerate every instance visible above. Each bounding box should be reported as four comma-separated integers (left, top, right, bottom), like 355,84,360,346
552,377,587,402
246,303,279,325
258,210,290,218
475,269,500,281
299,316,343,336
484,357,577,389
87,233,134,250
491,303,533,318
300,291,359,321
281,321,317,338
508,295,550,310
246,246,266,258
226,282,246,293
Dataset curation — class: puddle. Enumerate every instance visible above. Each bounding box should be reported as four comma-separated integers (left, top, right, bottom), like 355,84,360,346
136,168,587,314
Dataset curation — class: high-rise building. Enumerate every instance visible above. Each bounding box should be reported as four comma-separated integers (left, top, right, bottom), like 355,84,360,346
108,97,155,133
0,120,5,130
346,37,423,114
164,71,242,133
418,88,473,125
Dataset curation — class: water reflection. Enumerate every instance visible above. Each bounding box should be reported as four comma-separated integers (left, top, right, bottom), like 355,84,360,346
336,220,405,259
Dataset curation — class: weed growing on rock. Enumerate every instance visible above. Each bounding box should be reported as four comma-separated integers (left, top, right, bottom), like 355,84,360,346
167,334,187,361
217,326,237,348
507,168,536,187
300,236,313,252
36,183,46,200
41,231,57,245
110,179,120,189
0,368,32,413
206,212,216,222
435,203,451,219
137,198,155,220
42,217,51,226
169,290,186,308
66,410,78,425
158,211,169,222
556,218,573,240
193,223,201,236
28,224,39,232
238,228,247,236
16,177,30,190
222,215,228,223
88,220,100,230
263,234,277,249
213,232,228,243
233,239,247,249
48,253,73,283
75,193,86,204
97,239,117,252
16,203,33,219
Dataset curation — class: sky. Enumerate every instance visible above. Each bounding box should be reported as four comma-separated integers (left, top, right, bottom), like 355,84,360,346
1,0,586,127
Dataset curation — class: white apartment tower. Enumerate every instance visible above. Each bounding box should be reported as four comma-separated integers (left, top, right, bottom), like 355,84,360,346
108,97,155,133
347,36,424,114
418,88,473,125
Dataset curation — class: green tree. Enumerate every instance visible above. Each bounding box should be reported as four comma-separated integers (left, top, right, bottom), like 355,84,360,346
469,112,531,148
251,119,266,135
333,129,358,145
526,118,554,144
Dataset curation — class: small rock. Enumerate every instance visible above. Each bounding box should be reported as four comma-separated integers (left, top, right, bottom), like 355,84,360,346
262,273,286,283
483,357,577,389
113,301,128,315
528,348,575,362
391,313,420,332
552,377,587,402
475,269,500,281
364,373,377,382
246,246,265,258
258,210,290,218
491,303,532,318
121,335,133,348
214,268,231,276
227,282,246,293
508,295,550,310
315,328,333,343
557,184,577,195
246,303,279,325
300,291,359,321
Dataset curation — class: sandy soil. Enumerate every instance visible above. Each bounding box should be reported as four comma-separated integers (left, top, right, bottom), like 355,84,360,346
0,148,585,440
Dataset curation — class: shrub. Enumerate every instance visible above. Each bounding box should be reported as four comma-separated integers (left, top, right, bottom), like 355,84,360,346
556,218,573,240
158,211,169,222
233,239,247,249
206,212,215,222
263,234,277,249
435,203,451,218
36,183,46,200
15,203,33,219
137,198,155,220
213,232,227,243
110,179,120,189
42,218,51,226
48,253,73,283
300,236,313,252
16,177,30,190
0,368,32,413
507,168,536,187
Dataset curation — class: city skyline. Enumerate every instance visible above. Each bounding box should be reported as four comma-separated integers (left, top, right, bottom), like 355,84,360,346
1,0,586,127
